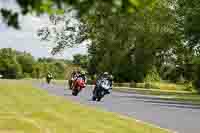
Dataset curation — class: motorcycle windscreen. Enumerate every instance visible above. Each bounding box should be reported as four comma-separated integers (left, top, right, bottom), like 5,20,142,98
76,78,85,87
101,80,110,90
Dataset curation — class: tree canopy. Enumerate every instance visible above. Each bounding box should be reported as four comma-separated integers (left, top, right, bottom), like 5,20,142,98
1,0,200,87
0,48,79,79
85,0,177,82
0,0,156,29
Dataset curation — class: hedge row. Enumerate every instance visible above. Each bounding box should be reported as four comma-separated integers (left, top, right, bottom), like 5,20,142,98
87,80,195,92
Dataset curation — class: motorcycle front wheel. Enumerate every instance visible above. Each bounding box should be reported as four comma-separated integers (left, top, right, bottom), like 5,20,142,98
92,96,96,101
72,89,79,96
96,90,104,102
97,97,102,102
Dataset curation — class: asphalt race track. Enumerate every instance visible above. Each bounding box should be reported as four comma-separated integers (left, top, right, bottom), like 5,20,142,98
38,83,200,133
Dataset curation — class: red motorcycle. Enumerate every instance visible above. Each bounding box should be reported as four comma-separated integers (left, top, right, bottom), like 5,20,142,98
72,77,86,96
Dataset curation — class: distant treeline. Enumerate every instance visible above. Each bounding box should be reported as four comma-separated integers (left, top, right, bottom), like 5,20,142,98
0,48,81,79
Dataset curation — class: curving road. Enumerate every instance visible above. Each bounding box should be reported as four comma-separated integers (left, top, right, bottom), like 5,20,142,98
38,83,200,133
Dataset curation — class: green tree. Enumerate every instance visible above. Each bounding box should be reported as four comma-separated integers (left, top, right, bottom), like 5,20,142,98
0,48,22,79
52,61,66,79
176,0,200,54
0,0,157,29
36,57,71,79
86,0,177,82
145,66,160,82
16,52,36,77
175,0,200,87
32,63,43,79
73,54,88,69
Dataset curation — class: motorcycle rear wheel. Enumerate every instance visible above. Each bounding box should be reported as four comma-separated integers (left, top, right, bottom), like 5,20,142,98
96,90,103,102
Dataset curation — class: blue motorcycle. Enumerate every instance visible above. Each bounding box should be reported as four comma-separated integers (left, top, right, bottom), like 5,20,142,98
92,78,112,101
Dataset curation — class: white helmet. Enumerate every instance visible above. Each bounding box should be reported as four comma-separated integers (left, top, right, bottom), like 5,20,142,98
103,72,109,75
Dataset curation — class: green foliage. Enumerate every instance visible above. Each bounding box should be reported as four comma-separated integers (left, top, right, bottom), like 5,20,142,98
113,83,131,88
86,0,177,82
0,48,77,79
16,52,35,74
36,59,66,79
144,83,151,89
0,48,22,79
130,81,136,88
0,9,19,29
136,83,146,88
51,61,66,79
73,54,89,69
0,0,200,87
0,0,156,29
145,67,160,82
193,65,200,90
176,0,200,53
114,81,194,92
169,0,200,86
184,82,195,92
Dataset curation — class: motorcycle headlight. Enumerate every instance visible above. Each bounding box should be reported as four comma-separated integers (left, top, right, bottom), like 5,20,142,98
102,84,110,90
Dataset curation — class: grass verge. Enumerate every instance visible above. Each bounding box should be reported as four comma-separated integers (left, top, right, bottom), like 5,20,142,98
0,80,171,133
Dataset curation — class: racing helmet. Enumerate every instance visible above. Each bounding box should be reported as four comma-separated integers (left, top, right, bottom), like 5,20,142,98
103,72,109,76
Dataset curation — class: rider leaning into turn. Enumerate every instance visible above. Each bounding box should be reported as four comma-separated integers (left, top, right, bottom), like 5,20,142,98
100,72,113,86
69,70,76,89
71,70,87,88
94,72,113,92
46,71,53,84
47,71,53,79
77,71,87,84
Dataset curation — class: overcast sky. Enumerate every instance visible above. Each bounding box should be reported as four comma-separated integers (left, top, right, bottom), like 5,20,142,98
0,0,88,60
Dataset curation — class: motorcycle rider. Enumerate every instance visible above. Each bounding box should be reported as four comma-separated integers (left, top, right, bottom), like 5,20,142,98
95,72,109,82
77,71,87,85
69,70,76,89
46,71,53,84
93,72,112,95
71,70,87,89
